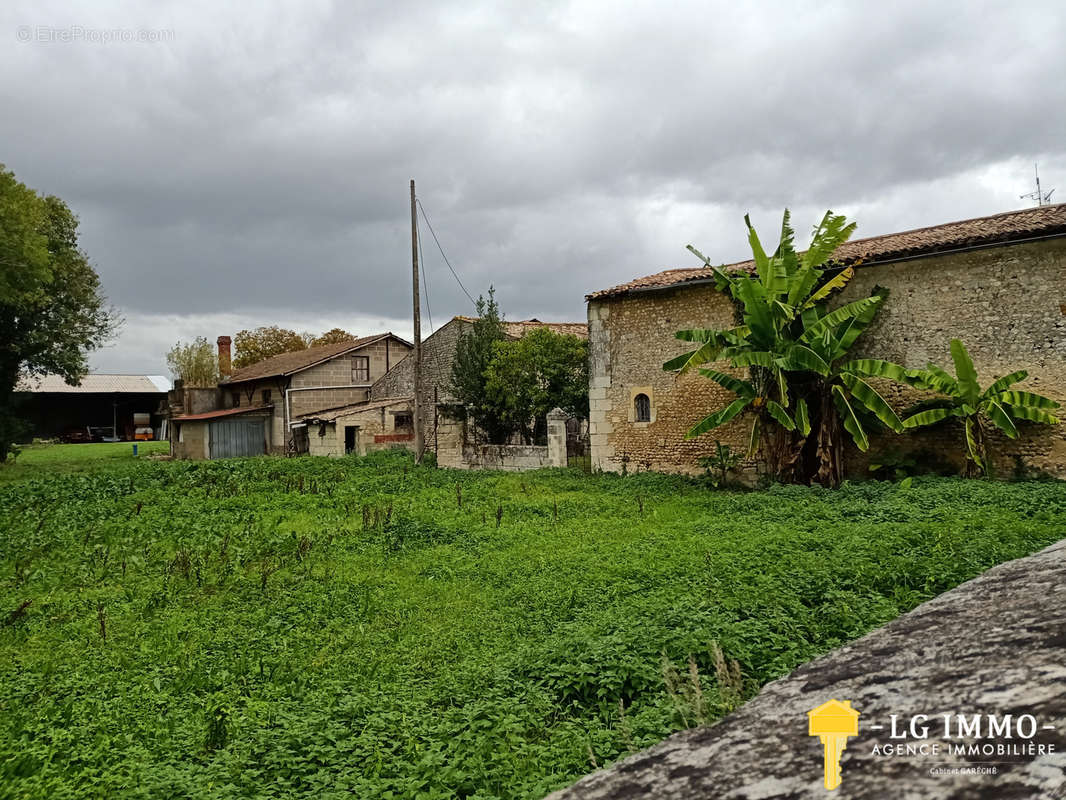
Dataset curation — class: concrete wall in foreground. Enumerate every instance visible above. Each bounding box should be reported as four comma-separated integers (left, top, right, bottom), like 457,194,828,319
547,537,1066,800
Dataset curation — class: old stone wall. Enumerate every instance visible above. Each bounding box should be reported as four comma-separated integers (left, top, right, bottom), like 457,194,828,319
589,284,753,475
373,318,467,456
589,237,1066,478
304,401,415,457
456,443,552,471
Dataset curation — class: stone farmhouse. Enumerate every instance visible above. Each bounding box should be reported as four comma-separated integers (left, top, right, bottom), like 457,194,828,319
170,332,411,459
324,315,588,466
585,204,1066,478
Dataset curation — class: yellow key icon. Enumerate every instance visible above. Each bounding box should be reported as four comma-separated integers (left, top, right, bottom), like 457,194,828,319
808,700,860,790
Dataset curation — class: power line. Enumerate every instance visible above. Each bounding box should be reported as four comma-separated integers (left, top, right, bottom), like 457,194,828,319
416,199,477,308
415,211,434,333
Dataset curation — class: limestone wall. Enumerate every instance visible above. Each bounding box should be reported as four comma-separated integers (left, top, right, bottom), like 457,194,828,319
373,318,466,455
589,237,1066,478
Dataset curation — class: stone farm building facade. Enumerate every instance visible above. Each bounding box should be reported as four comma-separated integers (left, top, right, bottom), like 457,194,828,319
586,204,1066,479
369,315,588,466
170,333,412,459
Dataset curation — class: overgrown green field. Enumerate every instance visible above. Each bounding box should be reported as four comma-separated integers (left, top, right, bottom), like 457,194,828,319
1,442,169,484
1,450,1063,799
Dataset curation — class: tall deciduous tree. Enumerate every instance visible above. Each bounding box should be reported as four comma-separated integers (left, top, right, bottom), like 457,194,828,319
166,337,219,387
232,327,313,369
0,165,118,459
449,288,511,443
484,327,589,443
311,328,356,347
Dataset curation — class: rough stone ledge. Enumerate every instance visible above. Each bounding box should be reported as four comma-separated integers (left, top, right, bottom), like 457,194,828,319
546,539,1066,800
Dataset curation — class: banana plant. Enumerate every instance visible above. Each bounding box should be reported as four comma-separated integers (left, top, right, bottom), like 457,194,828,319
663,209,905,484
900,339,1060,475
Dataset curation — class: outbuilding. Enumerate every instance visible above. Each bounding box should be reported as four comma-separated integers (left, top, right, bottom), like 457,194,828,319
298,397,415,457
14,373,170,442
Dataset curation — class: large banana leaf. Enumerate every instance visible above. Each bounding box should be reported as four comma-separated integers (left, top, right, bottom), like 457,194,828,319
686,396,752,439
775,209,800,282
914,364,960,394
840,359,912,383
801,211,856,272
964,417,983,468
800,296,883,344
996,391,1060,410
698,369,756,398
1006,405,1060,424
786,264,820,309
744,214,772,288
983,370,1029,398
685,245,738,288
950,339,980,407
833,290,885,354
985,399,1019,438
663,341,724,373
778,344,831,376
732,279,776,345
902,406,963,429
730,351,777,369
801,266,855,310
746,416,761,458
840,373,904,432
832,384,869,450
794,397,811,436
766,400,796,430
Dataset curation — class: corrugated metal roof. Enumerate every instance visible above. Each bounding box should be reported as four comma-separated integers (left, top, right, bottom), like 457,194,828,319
587,202,1066,300
173,405,273,422
16,374,172,394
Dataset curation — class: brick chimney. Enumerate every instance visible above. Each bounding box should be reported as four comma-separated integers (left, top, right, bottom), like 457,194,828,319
217,335,232,378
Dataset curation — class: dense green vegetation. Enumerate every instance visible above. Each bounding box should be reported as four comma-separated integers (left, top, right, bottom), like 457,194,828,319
1,448,1063,799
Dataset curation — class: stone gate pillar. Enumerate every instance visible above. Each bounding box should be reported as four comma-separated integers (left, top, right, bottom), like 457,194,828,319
547,408,569,468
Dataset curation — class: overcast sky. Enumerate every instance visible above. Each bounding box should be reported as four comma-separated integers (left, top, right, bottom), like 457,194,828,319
3,0,1064,376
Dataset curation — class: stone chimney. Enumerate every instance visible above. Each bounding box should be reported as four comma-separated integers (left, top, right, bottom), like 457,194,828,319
217,335,232,379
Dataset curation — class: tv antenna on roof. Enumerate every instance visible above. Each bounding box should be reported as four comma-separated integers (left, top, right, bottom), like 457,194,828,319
1020,163,1055,206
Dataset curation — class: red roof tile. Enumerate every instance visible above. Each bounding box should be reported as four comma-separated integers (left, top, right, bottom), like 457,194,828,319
452,316,588,339
173,405,273,422
587,203,1066,300
224,333,411,384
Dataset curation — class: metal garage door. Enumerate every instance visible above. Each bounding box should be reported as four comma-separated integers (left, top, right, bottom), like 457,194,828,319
209,418,266,458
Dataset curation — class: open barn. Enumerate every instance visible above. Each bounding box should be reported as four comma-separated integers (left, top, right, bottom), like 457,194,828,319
14,374,171,442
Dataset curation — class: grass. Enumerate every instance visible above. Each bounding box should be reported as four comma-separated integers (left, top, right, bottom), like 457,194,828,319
0,447,1063,799
1,441,169,483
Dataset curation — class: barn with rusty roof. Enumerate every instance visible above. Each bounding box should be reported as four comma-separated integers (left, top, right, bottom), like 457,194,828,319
585,204,1066,478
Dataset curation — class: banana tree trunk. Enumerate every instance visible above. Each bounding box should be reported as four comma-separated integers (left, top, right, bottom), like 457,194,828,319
815,388,843,488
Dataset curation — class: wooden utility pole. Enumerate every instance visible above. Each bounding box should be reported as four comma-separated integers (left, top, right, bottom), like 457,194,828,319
410,179,424,463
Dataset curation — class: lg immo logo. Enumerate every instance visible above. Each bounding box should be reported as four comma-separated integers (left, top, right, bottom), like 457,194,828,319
807,699,1058,791
808,700,859,790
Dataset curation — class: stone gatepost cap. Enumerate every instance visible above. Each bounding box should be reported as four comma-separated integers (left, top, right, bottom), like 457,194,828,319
547,407,569,419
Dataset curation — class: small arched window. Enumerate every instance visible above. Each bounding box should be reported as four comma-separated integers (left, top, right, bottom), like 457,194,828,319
634,393,651,422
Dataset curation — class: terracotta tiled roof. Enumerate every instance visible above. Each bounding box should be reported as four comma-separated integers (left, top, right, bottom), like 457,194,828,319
453,316,589,339
587,203,1066,300
224,333,411,384
173,405,273,422
298,397,412,422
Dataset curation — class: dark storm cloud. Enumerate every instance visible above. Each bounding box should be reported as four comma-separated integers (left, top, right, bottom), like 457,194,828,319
1,0,1063,373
